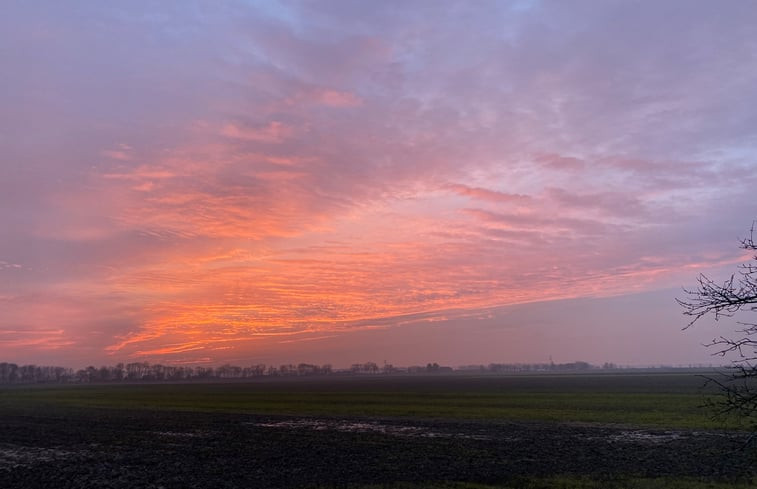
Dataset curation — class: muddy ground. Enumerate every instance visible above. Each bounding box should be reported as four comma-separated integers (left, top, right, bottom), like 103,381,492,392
0,408,753,488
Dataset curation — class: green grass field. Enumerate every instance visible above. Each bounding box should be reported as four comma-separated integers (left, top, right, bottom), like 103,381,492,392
0,371,742,430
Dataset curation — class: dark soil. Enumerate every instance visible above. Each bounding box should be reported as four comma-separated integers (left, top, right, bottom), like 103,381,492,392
0,408,753,488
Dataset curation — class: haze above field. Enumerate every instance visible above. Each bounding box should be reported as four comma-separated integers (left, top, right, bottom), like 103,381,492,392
1,1,756,368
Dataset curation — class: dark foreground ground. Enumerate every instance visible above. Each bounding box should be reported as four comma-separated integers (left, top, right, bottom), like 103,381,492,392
0,407,754,488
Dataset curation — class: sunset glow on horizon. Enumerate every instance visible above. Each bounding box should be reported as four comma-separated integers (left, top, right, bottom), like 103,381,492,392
2,1,756,368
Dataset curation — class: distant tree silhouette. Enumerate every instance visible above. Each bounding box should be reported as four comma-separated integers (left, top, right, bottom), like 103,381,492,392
679,221,757,426
0,359,616,385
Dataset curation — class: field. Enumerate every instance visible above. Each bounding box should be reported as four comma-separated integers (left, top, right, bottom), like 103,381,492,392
0,371,754,488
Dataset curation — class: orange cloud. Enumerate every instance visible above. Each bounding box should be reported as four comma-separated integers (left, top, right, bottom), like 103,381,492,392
0,329,74,350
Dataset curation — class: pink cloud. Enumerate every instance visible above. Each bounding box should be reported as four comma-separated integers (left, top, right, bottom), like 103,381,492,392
445,183,530,204
281,87,363,108
102,166,177,181
544,187,646,217
314,89,362,107
219,121,294,143
534,153,585,171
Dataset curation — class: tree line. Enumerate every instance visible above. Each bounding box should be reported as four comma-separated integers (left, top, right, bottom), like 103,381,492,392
0,360,629,384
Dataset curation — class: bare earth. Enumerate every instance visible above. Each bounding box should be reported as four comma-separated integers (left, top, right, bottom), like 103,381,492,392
0,408,753,488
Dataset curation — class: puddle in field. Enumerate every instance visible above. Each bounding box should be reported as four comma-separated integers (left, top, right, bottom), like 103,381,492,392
250,419,492,440
610,429,734,444
608,430,685,443
604,429,734,444
250,419,733,446
0,445,87,470
152,430,212,438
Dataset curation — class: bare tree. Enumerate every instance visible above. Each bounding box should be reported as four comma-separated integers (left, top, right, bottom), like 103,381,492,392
678,221,757,424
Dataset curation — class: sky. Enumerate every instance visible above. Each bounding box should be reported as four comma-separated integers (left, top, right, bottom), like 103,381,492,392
1,0,756,369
